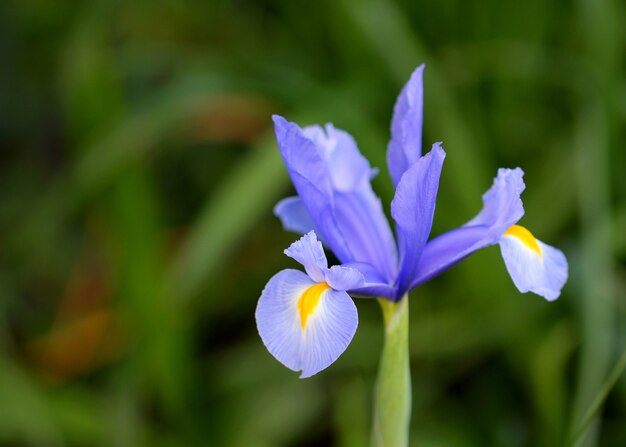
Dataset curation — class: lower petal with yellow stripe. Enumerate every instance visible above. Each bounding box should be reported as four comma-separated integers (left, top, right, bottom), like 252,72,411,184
255,232,363,378
499,225,567,302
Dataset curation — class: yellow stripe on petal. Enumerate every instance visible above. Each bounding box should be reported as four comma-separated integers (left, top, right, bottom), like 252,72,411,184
298,282,330,330
504,225,542,256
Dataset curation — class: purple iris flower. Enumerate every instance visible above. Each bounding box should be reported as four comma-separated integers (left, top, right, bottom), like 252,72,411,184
256,65,568,377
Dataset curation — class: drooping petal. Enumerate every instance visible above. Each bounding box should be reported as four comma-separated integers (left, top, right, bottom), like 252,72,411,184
255,269,358,378
256,269,313,374
299,288,358,378
387,65,424,187
274,115,397,281
284,231,328,282
325,265,364,291
274,196,316,235
391,143,445,297
410,168,526,289
498,225,568,301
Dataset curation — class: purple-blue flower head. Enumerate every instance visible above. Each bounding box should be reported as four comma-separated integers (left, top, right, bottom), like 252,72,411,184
256,65,568,377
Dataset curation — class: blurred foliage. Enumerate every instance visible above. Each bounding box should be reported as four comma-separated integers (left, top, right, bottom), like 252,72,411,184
1,0,625,446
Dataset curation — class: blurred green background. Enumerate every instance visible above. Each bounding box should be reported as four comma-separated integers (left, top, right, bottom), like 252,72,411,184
1,0,625,446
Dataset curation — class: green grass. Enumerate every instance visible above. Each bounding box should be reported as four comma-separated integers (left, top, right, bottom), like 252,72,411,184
0,0,624,445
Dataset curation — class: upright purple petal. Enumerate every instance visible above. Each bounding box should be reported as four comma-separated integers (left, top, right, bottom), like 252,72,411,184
274,115,398,281
411,168,526,289
303,124,375,192
273,115,352,263
387,65,424,187
391,143,445,297
303,124,398,280
284,231,328,282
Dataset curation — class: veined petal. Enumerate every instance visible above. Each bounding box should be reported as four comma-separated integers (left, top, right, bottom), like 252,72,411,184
391,143,445,297
255,269,358,378
499,225,568,301
274,115,397,281
388,65,424,187
299,289,358,378
411,168,526,289
284,231,328,282
274,196,316,235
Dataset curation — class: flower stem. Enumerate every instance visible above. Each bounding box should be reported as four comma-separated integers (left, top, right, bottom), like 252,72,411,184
372,295,411,447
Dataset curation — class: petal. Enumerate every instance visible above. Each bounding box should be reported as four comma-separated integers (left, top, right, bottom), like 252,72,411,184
299,289,358,378
274,115,397,281
387,64,424,187
411,168,526,289
273,115,353,263
409,225,488,288
498,225,568,301
284,231,328,282
325,265,364,291
340,262,397,299
303,124,375,192
465,167,525,238
274,196,316,235
304,124,398,280
350,284,396,299
255,269,358,378
391,143,445,297
332,191,397,281
273,116,332,198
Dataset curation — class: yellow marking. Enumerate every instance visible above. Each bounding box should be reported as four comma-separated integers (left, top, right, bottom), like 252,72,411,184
504,225,542,256
298,282,330,330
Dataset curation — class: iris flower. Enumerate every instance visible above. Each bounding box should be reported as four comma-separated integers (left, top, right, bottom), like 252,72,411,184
256,65,567,378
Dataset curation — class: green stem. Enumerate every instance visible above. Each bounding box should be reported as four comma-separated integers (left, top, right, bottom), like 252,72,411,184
372,295,411,447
